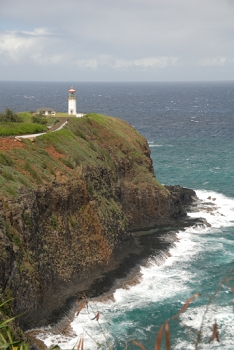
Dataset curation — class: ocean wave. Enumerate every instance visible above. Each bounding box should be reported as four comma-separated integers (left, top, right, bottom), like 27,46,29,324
190,190,234,228
37,189,234,350
177,305,234,350
149,144,162,147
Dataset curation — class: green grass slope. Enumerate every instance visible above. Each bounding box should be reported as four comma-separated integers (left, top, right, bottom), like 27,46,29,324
0,113,163,197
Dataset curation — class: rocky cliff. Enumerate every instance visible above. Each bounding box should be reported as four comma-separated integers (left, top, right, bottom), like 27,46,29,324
0,114,195,329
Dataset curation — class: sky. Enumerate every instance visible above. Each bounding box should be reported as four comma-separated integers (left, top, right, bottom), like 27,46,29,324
0,0,234,82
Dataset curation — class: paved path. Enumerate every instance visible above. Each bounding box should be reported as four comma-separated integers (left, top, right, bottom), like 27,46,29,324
47,118,68,132
15,118,68,140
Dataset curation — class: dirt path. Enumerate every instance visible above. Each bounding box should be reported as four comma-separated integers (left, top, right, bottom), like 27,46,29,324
0,118,69,149
48,118,68,132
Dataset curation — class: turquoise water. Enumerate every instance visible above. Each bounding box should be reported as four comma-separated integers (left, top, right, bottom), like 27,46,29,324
152,137,234,197
1,81,234,349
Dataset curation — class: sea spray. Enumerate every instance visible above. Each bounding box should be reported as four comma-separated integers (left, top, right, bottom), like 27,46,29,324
36,190,234,349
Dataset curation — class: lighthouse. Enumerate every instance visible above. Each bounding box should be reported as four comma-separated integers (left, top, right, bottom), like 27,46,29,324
68,87,77,115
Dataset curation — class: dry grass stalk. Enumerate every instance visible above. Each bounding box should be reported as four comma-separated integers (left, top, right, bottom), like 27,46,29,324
164,322,170,350
195,271,234,349
77,297,88,315
153,294,200,350
77,336,84,350
208,321,220,343
77,300,88,315
91,311,100,321
154,322,171,350
77,296,85,304
131,340,146,350
65,273,234,349
177,293,199,317
232,287,234,314
154,324,164,350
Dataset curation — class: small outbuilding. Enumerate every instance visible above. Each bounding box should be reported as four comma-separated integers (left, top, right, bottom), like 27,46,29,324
36,108,56,116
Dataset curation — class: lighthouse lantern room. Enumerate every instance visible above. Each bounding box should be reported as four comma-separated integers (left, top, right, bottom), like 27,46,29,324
68,87,77,115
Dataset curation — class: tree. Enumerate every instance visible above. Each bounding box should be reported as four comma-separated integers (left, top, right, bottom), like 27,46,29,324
0,109,23,123
31,115,48,125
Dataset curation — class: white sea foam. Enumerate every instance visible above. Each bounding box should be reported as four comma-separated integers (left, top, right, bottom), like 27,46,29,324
176,305,234,350
37,190,234,349
190,190,234,228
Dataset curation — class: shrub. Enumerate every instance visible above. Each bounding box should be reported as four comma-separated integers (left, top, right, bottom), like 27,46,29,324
0,108,23,123
0,299,28,350
32,115,48,125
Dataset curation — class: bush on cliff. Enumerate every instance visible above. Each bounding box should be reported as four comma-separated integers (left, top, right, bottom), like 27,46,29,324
31,115,48,125
0,300,28,350
0,108,23,123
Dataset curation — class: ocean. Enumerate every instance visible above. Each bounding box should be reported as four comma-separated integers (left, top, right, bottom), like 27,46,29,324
1,81,234,349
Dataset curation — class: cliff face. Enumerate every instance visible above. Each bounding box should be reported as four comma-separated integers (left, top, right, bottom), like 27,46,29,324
0,114,193,329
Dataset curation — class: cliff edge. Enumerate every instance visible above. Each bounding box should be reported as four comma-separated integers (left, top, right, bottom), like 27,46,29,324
0,114,195,329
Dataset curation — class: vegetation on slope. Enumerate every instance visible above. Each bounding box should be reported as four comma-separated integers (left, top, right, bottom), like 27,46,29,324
1,113,231,349
0,299,28,350
0,109,48,135
0,108,23,123
0,113,163,197
0,123,47,136
1,113,174,338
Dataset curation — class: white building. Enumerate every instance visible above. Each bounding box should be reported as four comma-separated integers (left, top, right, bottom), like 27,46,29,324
36,108,56,115
68,87,77,115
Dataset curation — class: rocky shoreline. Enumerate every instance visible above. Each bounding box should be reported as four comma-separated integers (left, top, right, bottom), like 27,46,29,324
29,186,202,330
0,115,202,342
27,189,206,349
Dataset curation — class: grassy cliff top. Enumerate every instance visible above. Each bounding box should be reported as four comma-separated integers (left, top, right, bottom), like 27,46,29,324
0,111,74,136
0,113,163,197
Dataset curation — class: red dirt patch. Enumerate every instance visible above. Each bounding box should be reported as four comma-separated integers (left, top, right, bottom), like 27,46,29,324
46,145,64,161
0,137,25,151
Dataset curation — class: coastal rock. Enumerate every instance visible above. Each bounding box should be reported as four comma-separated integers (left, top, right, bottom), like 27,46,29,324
0,114,195,329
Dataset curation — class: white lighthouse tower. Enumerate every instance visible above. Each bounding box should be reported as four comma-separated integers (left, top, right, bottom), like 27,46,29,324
68,87,77,115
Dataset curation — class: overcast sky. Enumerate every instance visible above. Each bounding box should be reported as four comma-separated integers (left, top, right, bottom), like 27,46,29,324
1,0,234,82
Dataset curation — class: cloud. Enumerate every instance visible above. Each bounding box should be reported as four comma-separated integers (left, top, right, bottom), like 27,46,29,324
0,28,63,64
112,57,179,69
75,55,113,69
71,56,179,71
75,59,98,69
0,31,34,62
31,53,68,65
1,0,234,80
6,28,54,37
199,57,234,66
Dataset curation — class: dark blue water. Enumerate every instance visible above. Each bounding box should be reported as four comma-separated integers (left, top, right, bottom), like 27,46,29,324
1,81,234,349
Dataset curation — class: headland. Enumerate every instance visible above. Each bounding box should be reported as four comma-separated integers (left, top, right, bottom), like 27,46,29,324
0,113,198,332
